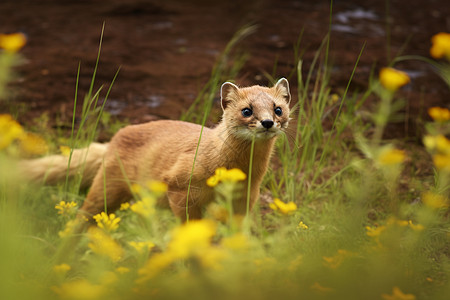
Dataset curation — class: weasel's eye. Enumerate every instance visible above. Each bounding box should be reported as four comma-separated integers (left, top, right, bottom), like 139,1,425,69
241,108,253,118
274,107,283,116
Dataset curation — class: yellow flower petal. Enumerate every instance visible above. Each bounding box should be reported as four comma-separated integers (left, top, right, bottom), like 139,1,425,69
379,67,410,91
430,32,450,59
0,33,27,52
428,107,450,122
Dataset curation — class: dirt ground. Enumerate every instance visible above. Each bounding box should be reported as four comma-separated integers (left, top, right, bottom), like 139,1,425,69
0,0,449,140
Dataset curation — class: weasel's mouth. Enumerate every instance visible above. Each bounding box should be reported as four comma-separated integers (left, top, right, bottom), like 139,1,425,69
255,128,279,138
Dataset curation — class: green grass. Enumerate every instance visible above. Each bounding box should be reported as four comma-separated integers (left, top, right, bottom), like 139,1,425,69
1,21,450,300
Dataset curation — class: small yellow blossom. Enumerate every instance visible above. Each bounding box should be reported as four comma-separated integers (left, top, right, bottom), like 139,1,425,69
221,233,249,251
137,252,174,283
379,67,410,91
87,227,124,262
408,220,425,231
52,279,105,300
19,132,48,155
129,241,155,254
0,114,24,150
433,153,450,171
428,106,450,122
269,198,297,215
130,183,142,195
147,180,168,194
60,145,71,156
55,201,78,216
93,212,121,232
430,32,450,60
130,197,156,217
422,192,449,209
323,249,354,269
0,33,27,53
382,286,416,300
120,202,130,210
206,167,247,187
377,148,406,165
297,221,308,229
53,263,71,275
168,219,217,258
366,225,386,237
59,218,85,238
423,135,450,154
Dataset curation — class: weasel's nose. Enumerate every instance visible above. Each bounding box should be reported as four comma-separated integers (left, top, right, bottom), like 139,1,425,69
261,119,274,129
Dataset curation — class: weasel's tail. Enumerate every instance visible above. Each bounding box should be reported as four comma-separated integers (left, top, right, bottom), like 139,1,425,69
19,143,108,188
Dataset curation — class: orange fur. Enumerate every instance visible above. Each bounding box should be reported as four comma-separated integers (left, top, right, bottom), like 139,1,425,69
22,79,291,220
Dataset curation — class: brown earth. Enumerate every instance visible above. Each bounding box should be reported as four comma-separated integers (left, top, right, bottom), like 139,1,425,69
0,0,449,140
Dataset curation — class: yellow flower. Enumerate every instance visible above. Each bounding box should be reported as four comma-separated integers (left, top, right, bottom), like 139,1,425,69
137,252,174,283
129,241,155,254
130,197,156,217
119,202,130,210
323,249,354,269
379,67,410,91
377,148,406,165
130,183,142,195
0,114,24,150
93,212,121,232
408,220,425,231
297,221,308,230
168,219,217,258
433,153,450,171
55,201,78,216
428,106,450,122
60,145,71,156
59,218,86,238
206,167,247,187
147,180,168,194
422,192,449,209
430,32,450,60
52,279,106,300
269,198,297,215
221,233,249,251
423,135,450,154
0,32,27,53
52,263,71,275
382,287,416,300
87,227,124,262
366,225,386,237
19,132,48,155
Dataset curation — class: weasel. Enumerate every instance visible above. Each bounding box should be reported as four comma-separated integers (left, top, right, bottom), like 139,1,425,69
21,79,291,220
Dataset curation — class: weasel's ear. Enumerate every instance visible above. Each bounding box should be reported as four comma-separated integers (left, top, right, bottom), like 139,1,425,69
274,78,291,105
220,82,239,110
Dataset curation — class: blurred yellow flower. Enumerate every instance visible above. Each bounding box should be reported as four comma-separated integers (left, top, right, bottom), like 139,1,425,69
131,197,156,217
382,286,416,300
19,132,48,155
428,106,450,122
87,227,124,262
58,218,85,238
119,202,130,210
366,225,386,237
52,263,71,275
297,221,308,229
93,212,121,232
433,153,450,171
408,220,425,231
422,192,449,209
269,198,297,215
168,219,217,258
0,32,27,53
52,279,106,300
130,183,142,195
137,252,174,283
129,241,155,254
379,67,410,91
430,32,450,60
147,180,168,194
206,167,247,187
377,148,406,165
55,201,78,216
0,114,24,150
115,266,130,274
423,135,450,154
60,145,71,156
221,233,249,250
323,249,354,269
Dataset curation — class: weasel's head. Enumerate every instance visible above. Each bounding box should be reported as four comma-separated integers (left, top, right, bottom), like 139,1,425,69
220,78,291,140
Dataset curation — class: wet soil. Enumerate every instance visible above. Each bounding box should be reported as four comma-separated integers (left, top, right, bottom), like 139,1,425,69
0,0,449,140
